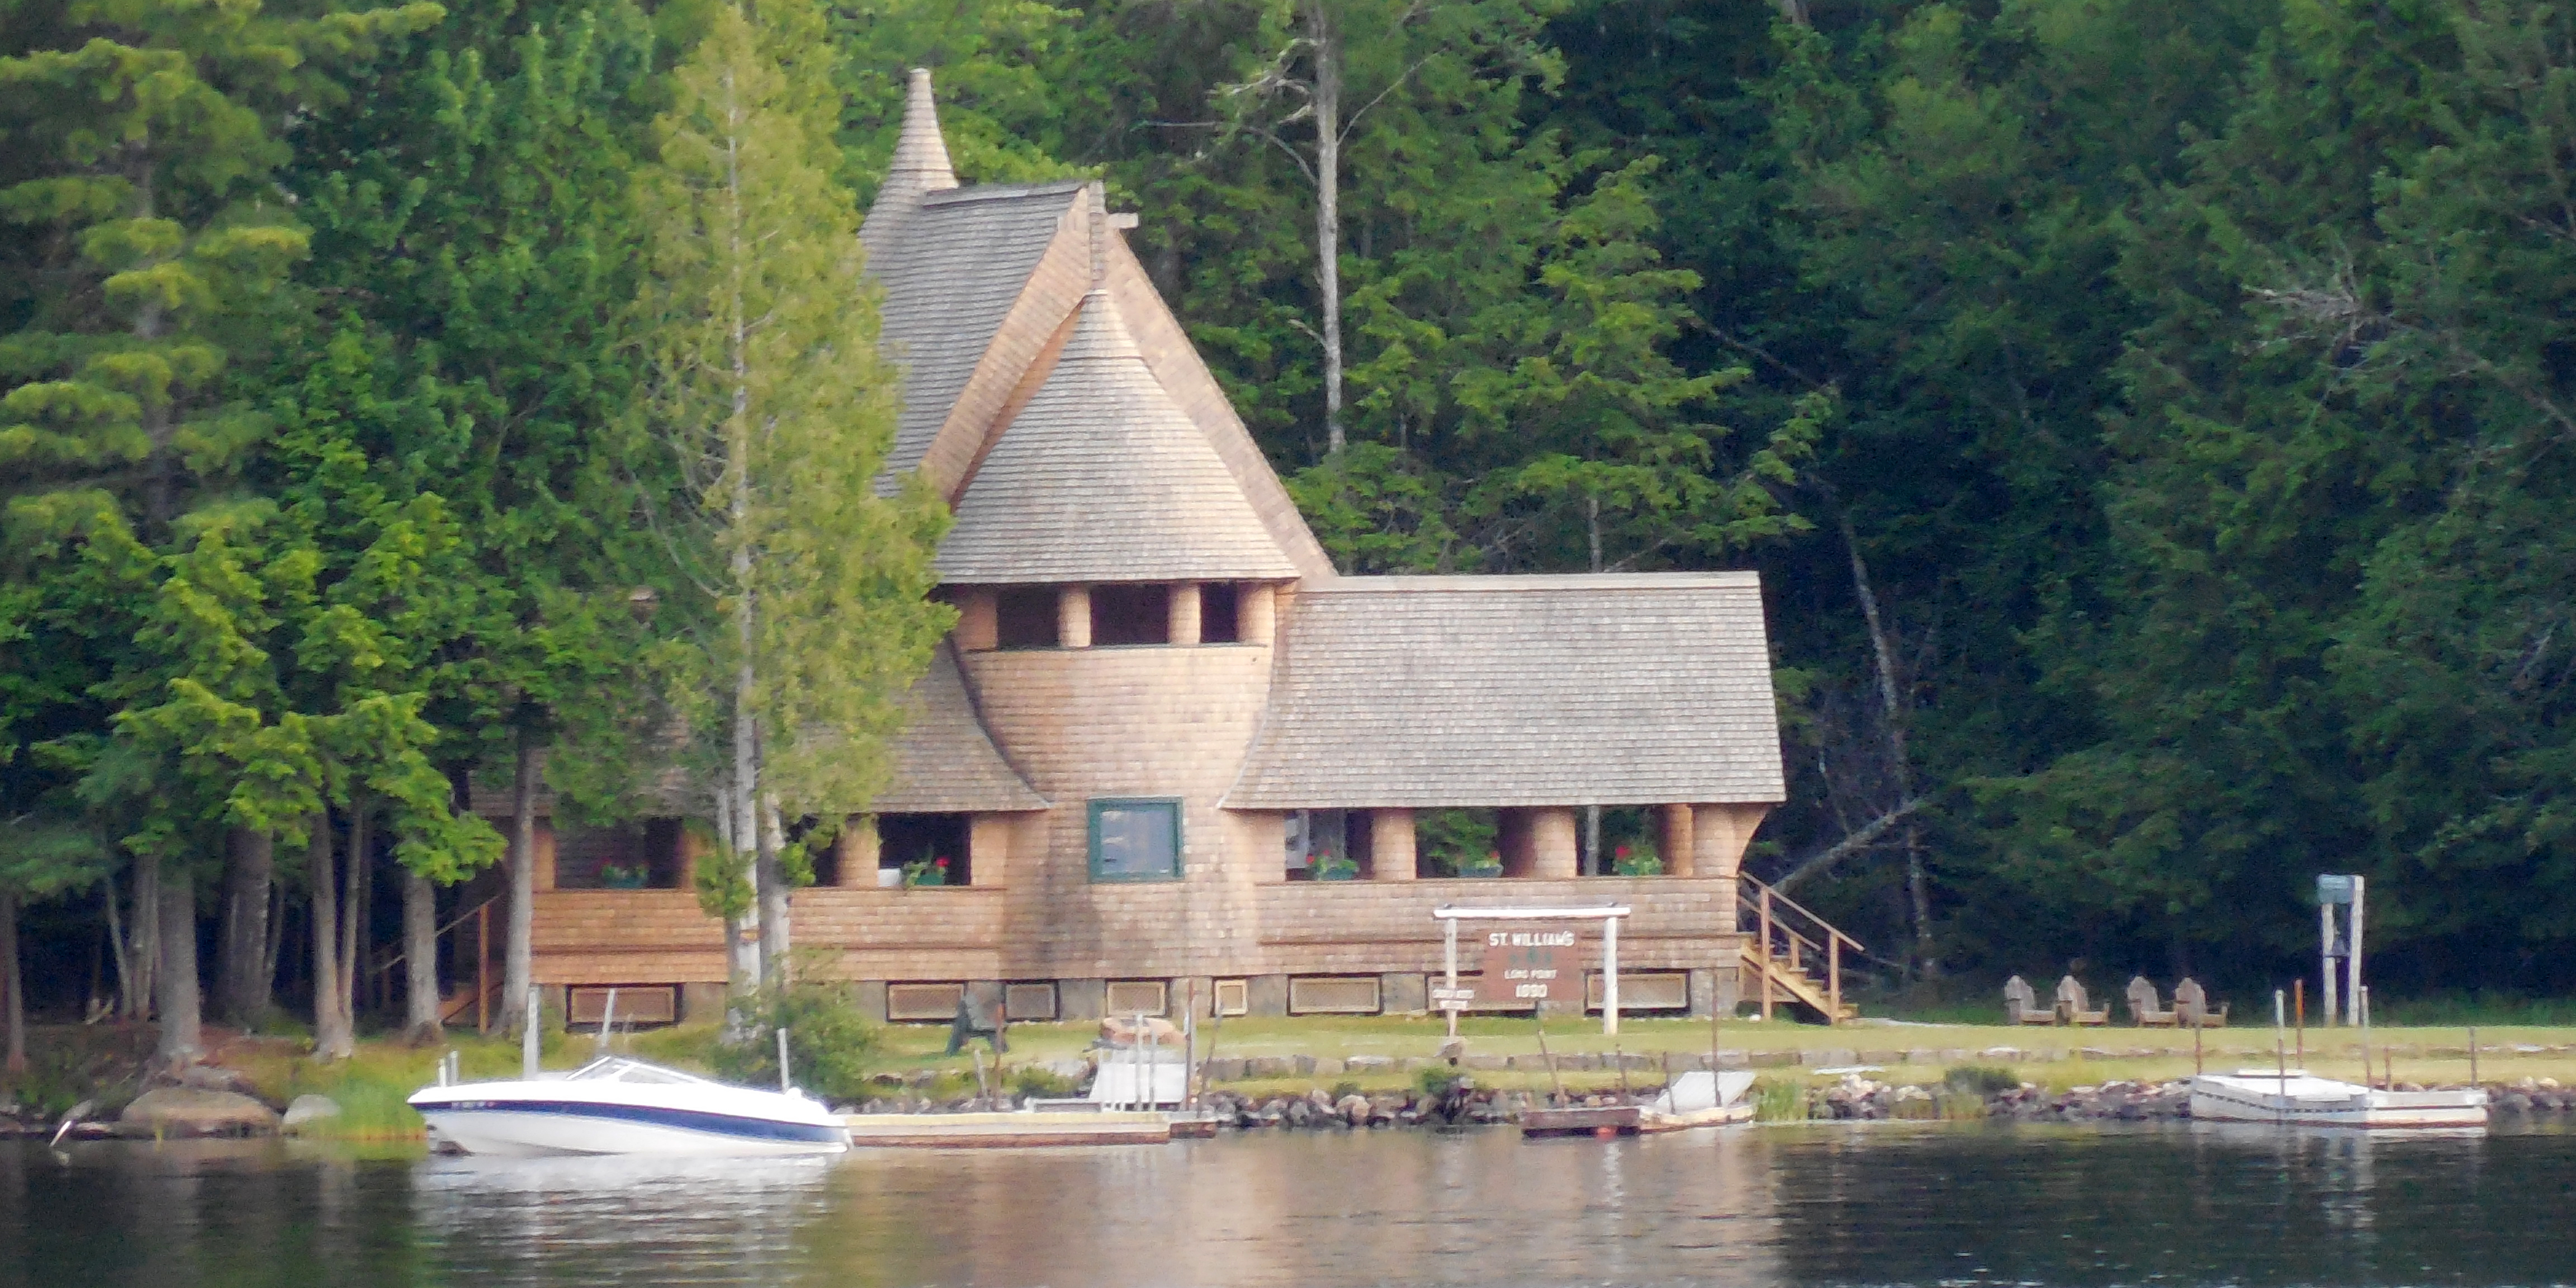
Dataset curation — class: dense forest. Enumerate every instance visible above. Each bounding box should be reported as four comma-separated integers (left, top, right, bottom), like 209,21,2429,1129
7,0,2576,1062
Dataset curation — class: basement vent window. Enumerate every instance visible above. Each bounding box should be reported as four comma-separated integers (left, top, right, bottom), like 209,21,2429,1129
1105,980,1169,1017
887,983,967,1022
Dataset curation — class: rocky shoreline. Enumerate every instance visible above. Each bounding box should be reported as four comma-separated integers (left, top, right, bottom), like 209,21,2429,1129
15,1058,2576,1140
849,1072,2576,1128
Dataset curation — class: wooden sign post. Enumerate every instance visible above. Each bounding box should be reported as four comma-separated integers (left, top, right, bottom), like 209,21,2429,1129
1432,905,1631,1035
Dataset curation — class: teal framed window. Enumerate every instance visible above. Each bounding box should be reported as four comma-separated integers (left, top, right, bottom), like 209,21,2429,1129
1088,799,1183,882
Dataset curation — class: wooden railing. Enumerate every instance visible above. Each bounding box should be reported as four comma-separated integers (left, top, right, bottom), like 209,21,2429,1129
1740,873,1866,1024
365,894,505,1033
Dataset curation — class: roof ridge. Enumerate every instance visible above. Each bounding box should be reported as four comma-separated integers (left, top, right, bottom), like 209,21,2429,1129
921,179,1089,206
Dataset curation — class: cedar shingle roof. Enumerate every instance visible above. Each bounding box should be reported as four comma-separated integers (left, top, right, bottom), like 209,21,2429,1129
1226,574,1787,808
875,644,1048,813
872,181,1085,479
933,291,1303,583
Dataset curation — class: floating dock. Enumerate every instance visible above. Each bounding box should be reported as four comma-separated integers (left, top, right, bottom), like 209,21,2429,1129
841,1111,1172,1148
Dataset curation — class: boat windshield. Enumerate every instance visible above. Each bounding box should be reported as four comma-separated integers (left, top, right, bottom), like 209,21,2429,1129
565,1057,714,1086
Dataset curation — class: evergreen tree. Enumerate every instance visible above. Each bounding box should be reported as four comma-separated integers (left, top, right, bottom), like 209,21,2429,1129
637,0,952,996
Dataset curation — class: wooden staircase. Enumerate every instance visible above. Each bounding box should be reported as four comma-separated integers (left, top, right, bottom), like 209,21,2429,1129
1739,873,1863,1025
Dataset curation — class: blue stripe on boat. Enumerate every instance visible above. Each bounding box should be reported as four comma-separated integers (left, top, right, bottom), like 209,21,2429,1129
432,1100,847,1144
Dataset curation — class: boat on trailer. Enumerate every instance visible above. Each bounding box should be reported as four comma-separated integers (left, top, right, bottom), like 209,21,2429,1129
409,1057,851,1157
2188,1068,2488,1128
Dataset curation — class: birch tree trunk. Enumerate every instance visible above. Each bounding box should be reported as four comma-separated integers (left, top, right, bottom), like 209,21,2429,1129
1308,0,1346,457
154,866,201,1067
501,737,538,1034
757,793,789,977
402,869,440,1043
1836,507,1936,973
215,826,274,1026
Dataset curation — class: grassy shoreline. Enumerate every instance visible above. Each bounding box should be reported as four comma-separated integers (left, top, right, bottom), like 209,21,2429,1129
11,1011,2572,1139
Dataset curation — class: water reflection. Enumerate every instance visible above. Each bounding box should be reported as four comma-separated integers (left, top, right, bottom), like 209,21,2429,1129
3,1121,2570,1288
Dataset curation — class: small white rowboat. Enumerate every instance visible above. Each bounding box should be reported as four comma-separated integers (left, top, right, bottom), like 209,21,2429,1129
2188,1068,2488,1128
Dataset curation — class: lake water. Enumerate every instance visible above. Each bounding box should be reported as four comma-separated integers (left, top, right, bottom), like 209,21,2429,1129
6,1120,2574,1287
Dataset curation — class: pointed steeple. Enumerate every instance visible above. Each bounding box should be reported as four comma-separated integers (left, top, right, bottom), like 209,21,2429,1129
888,68,958,195
861,68,959,257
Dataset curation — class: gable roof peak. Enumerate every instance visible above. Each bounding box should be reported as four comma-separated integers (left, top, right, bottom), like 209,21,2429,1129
889,68,958,195
1059,289,1142,364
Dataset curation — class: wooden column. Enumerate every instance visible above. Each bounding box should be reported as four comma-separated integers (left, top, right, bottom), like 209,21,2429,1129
954,589,998,651
835,815,879,888
968,815,1014,888
1169,583,1202,646
1241,583,1277,648
1529,808,1579,879
675,823,703,889
1370,809,1416,881
1661,804,1696,878
533,820,558,892
1058,585,1092,648
1694,804,1769,929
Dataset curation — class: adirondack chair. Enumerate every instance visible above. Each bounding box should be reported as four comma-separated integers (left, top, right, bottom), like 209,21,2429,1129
2055,975,2110,1026
2004,975,2057,1025
2125,976,2179,1027
2174,977,2230,1027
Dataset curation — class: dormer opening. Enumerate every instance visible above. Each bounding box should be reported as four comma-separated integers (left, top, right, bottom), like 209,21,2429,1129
1201,583,1242,643
1091,584,1172,646
995,587,1058,648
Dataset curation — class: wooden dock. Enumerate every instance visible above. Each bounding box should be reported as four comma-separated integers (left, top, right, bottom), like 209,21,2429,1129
841,1111,1173,1148
1521,1105,1645,1138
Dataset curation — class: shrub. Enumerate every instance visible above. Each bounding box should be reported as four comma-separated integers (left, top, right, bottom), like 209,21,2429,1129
710,977,880,1104
1415,1066,1466,1099
1749,1076,1809,1122
1008,1064,1079,1099
1943,1064,2019,1097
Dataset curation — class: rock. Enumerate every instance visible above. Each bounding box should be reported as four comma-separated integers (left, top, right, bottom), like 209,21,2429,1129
1312,1057,1346,1077
1345,1055,1395,1073
175,1064,262,1098
1097,1016,1183,1047
1336,1094,1370,1126
1981,1046,2023,1060
1749,1050,1800,1068
1206,1057,1248,1082
1043,1058,1092,1080
1245,1055,1294,1078
1460,1054,1510,1071
1714,1049,1751,1067
1436,1037,1467,1061
280,1095,343,1134
117,1088,280,1139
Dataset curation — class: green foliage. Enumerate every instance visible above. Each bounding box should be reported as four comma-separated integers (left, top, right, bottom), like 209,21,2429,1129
1008,1062,1080,1099
709,976,882,1104
1749,1076,1810,1123
1943,1064,2019,1097
1417,808,1499,876
1415,1065,1467,1098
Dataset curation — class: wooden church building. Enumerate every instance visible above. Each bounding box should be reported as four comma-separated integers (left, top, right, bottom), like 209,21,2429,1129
514,71,1789,1026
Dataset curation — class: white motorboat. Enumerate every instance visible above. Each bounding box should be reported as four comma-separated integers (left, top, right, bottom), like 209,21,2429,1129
2189,1068,2488,1128
409,1057,851,1157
